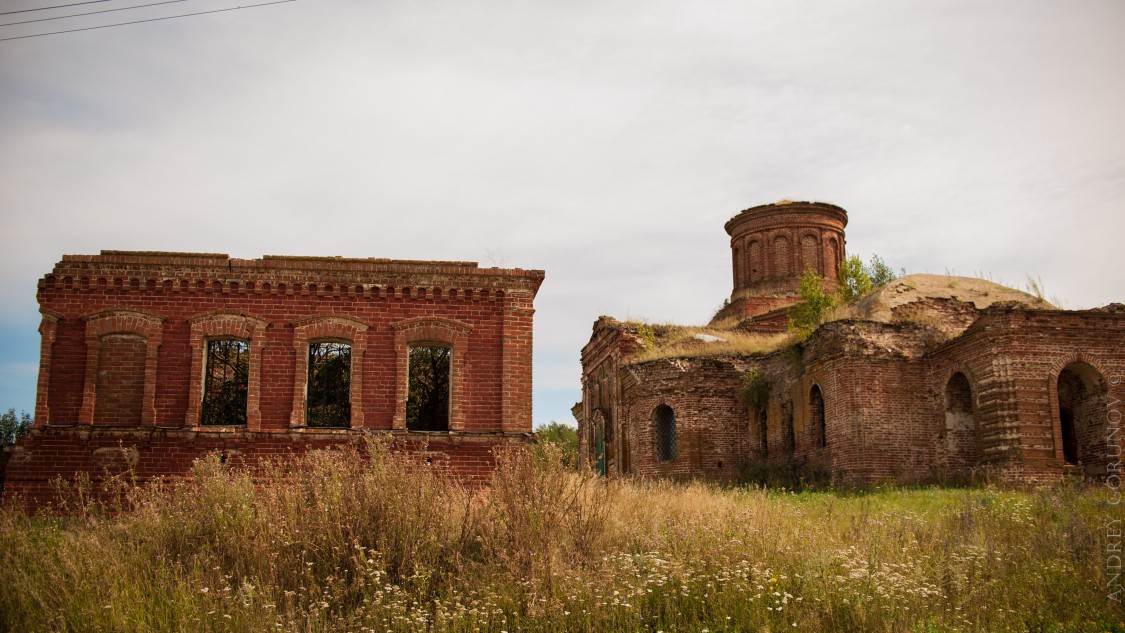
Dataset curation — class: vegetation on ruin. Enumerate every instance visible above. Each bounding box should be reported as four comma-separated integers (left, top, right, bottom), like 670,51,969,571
738,368,771,413
791,253,902,341
0,443,1119,632
788,269,837,342
626,254,909,362
625,324,790,364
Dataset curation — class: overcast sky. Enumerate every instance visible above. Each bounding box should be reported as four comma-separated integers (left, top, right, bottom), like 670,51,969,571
1,0,1123,426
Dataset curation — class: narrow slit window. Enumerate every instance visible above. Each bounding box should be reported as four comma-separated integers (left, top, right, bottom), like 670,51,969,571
307,341,351,428
200,339,249,426
654,404,676,462
407,345,451,431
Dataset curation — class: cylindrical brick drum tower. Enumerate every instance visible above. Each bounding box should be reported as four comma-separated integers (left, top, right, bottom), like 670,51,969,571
719,201,847,322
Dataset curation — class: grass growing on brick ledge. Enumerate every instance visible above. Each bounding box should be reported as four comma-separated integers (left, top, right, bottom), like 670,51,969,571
1,444,1121,632
625,322,791,364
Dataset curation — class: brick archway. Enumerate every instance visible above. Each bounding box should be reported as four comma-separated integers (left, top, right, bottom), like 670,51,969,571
79,309,164,426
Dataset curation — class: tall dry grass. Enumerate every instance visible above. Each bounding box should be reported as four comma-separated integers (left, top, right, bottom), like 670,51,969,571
0,442,1120,632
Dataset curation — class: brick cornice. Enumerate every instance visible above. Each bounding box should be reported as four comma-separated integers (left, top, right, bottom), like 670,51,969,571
40,252,545,299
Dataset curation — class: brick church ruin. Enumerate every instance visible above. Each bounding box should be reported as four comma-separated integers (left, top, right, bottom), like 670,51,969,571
1,251,543,504
575,201,1124,483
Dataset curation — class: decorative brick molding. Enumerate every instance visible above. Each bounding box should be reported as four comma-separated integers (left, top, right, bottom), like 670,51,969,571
79,309,164,426
391,317,473,431
33,310,61,427
185,311,269,430
290,316,369,428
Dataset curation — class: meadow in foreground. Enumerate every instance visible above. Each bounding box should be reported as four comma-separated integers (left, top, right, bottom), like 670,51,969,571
0,441,1120,632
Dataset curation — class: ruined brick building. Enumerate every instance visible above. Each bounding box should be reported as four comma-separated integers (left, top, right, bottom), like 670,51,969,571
1,251,543,504
575,201,1123,483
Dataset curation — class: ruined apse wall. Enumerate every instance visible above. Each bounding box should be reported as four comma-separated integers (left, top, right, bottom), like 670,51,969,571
927,304,1125,481
800,321,936,482
3,251,544,505
619,357,750,480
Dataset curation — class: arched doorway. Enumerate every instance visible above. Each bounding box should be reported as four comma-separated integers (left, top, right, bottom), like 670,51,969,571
944,372,978,469
1056,362,1109,475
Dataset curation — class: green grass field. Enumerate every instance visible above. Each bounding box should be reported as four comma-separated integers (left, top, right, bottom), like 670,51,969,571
1,442,1121,632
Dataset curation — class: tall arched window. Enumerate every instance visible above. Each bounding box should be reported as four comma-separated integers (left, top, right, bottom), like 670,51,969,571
407,344,451,431
307,340,352,428
290,316,368,428
810,385,826,448
187,311,267,430
201,338,250,426
800,234,820,276
654,404,676,462
748,240,763,282
757,409,768,458
772,235,791,277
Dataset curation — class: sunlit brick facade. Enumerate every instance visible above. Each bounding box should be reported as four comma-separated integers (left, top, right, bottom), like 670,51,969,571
577,202,1124,484
2,251,544,505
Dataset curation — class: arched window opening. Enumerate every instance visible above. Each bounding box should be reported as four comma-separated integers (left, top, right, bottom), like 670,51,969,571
810,385,826,448
1057,362,1109,472
943,372,978,467
201,338,249,426
784,405,795,454
654,404,676,462
732,246,742,287
773,236,791,277
757,408,768,458
800,235,820,276
826,238,839,276
307,341,351,428
93,334,146,425
748,240,763,282
407,344,451,431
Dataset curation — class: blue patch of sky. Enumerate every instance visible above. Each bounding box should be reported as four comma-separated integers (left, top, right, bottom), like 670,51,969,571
0,323,39,415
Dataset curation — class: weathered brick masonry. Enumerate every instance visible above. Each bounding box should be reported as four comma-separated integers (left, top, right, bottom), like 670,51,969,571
577,201,1124,484
2,251,544,506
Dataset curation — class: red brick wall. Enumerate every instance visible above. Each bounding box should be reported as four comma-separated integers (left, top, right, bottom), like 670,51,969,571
620,357,750,480
3,252,544,505
3,426,522,509
578,305,1125,486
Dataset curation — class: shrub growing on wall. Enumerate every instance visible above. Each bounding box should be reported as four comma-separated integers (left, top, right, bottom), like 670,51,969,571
789,269,835,341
